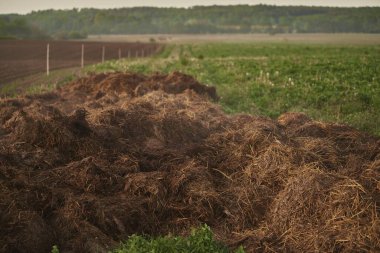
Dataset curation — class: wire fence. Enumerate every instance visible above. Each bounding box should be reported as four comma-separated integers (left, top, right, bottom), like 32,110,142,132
0,40,159,85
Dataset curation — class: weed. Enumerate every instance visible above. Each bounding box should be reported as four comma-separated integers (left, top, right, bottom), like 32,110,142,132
111,225,244,253
51,245,59,253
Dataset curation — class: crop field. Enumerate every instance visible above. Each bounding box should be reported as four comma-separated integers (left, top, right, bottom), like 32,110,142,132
0,40,159,85
0,39,379,253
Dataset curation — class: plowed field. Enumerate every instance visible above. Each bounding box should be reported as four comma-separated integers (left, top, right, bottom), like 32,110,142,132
0,40,158,85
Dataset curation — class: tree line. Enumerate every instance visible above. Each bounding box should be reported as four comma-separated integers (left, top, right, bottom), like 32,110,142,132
1,5,379,39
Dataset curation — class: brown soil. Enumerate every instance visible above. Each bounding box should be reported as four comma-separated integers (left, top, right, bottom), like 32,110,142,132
0,72,379,253
0,40,159,85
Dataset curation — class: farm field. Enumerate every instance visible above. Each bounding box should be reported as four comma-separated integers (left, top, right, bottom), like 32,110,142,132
0,40,159,85
87,33,380,45
0,39,379,253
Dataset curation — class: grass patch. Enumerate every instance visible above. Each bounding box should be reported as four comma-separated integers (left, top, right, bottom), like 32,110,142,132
112,225,244,253
0,82,19,96
50,225,244,253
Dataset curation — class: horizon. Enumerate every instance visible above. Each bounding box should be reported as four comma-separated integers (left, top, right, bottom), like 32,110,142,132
1,0,380,15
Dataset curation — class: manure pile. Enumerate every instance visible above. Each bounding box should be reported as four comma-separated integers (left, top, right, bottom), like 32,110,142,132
0,72,379,253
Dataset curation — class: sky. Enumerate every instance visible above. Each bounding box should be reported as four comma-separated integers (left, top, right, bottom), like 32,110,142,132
0,0,380,14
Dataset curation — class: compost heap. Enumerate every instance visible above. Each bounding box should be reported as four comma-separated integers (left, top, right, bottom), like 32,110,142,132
0,72,379,253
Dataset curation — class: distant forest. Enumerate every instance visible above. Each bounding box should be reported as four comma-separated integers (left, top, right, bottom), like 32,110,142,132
1,5,380,39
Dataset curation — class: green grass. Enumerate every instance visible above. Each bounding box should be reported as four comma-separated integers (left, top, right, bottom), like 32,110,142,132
50,225,244,253
112,225,244,253
88,43,380,136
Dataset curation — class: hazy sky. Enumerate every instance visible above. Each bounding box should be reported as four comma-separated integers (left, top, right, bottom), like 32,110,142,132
1,0,379,14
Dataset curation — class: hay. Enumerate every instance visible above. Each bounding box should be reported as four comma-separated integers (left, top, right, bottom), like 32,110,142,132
0,71,379,252
268,166,379,251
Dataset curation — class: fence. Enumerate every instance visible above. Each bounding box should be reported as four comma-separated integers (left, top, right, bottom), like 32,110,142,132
0,40,159,84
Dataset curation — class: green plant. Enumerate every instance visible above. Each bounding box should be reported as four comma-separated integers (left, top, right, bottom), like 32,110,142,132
180,57,189,66
51,245,59,253
111,225,244,253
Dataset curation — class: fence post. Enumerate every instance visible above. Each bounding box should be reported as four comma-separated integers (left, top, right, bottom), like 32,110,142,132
128,50,130,58
102,46,105,63
46,43,50,76
118,48,121,60
136,50,138,58
81,44,84,68
142,49,144,57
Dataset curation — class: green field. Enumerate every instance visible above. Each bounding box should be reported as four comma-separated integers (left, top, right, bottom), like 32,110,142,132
89,43,380,136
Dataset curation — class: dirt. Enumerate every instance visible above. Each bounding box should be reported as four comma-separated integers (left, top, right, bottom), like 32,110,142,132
87,34,380,45
0,72,379,253
0,40,159,85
